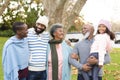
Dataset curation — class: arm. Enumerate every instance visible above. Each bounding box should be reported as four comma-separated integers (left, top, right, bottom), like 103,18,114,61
98,35,111,66
68,44,91,71
69,53,91,71
87,52,111,65
68,43,82,70
69,53,83,70
93,34,110,65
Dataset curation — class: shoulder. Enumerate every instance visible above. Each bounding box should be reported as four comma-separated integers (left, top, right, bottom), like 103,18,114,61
74,40,85,46
42,31,49,35
28,28,35,36
41,31,50,38
3,37,14,49
61,41,72,52
62,41,71,48
28,28,34,32
95,33,110,39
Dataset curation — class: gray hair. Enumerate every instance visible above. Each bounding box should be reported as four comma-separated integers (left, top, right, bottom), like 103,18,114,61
50,23,63,38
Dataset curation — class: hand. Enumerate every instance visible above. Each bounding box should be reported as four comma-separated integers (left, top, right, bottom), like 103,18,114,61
71,53,79,60
65,40,71,46
87,56,98,65
99,65,103,68
82,63,91,72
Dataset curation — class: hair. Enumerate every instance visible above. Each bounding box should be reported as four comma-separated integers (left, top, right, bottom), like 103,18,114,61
50,23,63,38
12,22,25,33
97,27,115,40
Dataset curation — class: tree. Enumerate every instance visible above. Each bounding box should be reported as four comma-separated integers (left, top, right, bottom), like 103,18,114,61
42,0,87,34
0,0,10,16
0,0,87,34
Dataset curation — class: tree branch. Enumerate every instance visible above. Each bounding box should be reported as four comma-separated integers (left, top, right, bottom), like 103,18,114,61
0,0,10,16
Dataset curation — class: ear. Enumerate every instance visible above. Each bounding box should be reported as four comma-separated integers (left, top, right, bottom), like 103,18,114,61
53,32,56,37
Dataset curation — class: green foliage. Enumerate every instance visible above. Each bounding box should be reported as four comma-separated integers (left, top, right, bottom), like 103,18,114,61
25,8,38,28
1,7,26,30
68,25,77,32
0,29,14,37
0,1,44,37
68,25,82,32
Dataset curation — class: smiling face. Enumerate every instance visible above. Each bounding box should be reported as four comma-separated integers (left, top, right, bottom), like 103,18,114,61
82,24,94,39
53,28,64,40
35,23,46,34
98,24,107,34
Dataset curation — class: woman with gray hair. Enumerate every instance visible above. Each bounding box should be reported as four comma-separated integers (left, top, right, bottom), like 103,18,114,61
46,23,72,80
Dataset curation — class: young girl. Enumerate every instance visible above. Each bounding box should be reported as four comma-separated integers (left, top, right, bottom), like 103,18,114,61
81,19,115,80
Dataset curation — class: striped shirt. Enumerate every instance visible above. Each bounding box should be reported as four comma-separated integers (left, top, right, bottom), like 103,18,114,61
27,28,49,71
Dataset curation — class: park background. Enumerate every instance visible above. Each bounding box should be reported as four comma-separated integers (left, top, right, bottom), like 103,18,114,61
0,0,120,80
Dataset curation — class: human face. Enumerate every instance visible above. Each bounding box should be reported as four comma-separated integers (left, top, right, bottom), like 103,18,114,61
17,24,28,39
54,28,64,40
82,25,90,35
35,23,46,34
98,24,107,34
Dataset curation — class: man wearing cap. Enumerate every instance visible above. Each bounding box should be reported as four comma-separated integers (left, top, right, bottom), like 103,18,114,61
27,16,49,80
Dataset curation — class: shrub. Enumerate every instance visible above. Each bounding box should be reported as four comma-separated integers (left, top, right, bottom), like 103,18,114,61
0,29,14,37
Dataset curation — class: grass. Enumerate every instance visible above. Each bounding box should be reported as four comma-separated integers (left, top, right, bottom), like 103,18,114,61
0,37,8,80
0,37,120,80
103,48,120,80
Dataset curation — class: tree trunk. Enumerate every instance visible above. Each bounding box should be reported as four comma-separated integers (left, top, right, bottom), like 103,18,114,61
0,0,10,16
42,0,87,34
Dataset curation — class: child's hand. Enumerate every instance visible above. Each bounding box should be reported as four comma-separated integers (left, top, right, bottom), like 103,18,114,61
71,53,79,60
99,65,103,68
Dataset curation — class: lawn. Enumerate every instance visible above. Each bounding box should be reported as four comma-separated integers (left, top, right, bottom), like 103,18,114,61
0,37,120,80
0,37,8,80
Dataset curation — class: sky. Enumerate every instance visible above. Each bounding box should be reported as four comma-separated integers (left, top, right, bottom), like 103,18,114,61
80,0,120,25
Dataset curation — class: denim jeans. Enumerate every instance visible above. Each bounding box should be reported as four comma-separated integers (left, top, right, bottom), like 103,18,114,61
81,52,100,80
77,74,102,80
19,78,27,80
28,70,46,80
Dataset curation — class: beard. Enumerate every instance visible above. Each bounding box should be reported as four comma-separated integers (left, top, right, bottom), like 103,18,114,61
34,26,46,34
83,32,90,39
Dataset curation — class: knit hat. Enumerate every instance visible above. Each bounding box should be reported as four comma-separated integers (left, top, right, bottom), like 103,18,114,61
98,19,111,31
36,15,49,27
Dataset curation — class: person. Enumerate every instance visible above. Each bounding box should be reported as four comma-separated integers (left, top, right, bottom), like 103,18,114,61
81,20,115,80
47,23,72,80
27,15,49,80
69,21,114,80
2,22,29,80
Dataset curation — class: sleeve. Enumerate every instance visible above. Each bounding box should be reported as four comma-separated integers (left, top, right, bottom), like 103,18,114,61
68,44,83,70
97,35,108,65
104,53,111,64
